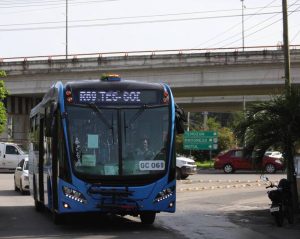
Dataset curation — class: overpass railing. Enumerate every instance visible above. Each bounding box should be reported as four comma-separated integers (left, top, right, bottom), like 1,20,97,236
1,45,300,63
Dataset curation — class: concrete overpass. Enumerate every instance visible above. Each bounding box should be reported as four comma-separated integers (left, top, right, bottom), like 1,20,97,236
1,46,300,143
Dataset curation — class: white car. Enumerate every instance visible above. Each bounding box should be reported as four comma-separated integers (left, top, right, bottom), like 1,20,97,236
176,155,197,180
14,158,29,194
265,151,283,159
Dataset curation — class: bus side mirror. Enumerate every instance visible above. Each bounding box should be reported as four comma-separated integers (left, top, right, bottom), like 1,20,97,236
175,104,187,134
45,102,57,137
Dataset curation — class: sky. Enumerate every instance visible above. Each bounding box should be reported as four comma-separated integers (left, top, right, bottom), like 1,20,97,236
0,0,300,58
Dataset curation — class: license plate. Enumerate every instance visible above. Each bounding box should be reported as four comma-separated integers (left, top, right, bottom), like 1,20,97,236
270,207,280,212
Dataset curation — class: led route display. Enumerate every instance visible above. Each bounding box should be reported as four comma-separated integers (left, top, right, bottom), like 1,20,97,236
75,90,160,105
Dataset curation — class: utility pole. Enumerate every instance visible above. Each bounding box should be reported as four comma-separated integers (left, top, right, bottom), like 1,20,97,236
282,0,298,211
282,0,291,94
203,112,208,130
241,0,245,51
187,112,190,131
66,0,68,59
187,112,191,156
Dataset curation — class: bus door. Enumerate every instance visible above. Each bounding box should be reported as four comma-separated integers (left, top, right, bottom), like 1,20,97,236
37,117,44,204
43,104,57,209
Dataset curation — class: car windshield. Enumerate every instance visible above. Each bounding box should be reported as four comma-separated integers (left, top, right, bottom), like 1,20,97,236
16,145,26,155
66,104,169,177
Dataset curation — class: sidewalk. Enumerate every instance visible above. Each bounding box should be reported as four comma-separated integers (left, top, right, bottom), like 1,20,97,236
227,208,300,238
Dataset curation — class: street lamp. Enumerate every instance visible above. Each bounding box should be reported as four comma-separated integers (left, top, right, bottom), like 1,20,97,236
241,0,245,51
66,0,68,59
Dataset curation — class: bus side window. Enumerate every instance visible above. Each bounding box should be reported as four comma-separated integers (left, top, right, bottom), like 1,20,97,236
175,103,187,134
45,102,57,137
57,113,71,182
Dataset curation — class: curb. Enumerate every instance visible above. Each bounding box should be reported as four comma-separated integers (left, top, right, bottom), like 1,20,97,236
178,180,278,192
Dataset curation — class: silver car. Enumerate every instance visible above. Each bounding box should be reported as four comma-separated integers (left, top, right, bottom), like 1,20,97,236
14,158,29,194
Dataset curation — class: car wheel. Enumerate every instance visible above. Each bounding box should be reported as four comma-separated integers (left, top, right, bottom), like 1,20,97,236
176,168,182,180
181,175,189,180
265,164,276,174
20,180,25,195
223,164,234,173
14,177,19,192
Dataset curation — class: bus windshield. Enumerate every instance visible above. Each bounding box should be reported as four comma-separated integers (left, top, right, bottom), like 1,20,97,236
66,105,169,178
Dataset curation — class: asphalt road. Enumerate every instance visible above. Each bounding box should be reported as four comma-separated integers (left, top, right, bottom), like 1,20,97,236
1,171,300,239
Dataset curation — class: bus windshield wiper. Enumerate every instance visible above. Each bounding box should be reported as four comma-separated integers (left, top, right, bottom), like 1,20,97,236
127,104,148,127
87,103,112,130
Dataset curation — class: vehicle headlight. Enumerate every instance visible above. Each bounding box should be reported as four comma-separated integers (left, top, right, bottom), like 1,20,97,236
154,186,175,203
63,186,87,204
275,159,282,164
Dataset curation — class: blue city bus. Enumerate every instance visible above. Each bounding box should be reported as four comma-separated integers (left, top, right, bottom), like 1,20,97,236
28,74,186,224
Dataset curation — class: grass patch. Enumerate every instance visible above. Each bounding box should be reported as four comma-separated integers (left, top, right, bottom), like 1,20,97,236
196,160,214,169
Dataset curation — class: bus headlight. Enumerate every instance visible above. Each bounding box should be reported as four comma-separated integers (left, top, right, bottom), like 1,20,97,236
154,186,175,203
63,186,87,204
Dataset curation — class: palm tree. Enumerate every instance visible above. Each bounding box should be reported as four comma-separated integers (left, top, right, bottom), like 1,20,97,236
235,86,300,211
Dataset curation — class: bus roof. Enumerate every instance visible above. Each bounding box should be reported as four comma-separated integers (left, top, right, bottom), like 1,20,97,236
65,79,165,92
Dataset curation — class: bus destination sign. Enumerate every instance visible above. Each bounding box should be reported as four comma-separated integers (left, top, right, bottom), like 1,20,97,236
75,90,160,105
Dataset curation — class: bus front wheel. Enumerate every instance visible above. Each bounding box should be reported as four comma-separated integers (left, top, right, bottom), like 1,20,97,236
140,212,156,225
34,199,44,212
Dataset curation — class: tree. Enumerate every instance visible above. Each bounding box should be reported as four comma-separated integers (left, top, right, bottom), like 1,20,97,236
207,117,235,154
0,70,8,133
235,87,300,211
176,116,235,160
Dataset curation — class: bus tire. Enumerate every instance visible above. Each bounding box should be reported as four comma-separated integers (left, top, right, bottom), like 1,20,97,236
140,212,156,225
34,199,44,212
275,211,284,227
33,178,44,212
287,204,294,224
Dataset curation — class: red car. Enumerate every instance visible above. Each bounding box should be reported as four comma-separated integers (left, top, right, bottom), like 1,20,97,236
214,149,284,173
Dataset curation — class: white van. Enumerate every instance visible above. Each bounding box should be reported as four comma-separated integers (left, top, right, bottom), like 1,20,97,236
176,155,197,180
0,142,28,171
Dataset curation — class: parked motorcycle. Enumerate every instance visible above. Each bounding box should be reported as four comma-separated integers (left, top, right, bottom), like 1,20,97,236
261,175,294,227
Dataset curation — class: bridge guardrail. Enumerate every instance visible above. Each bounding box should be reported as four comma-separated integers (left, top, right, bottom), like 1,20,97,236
1,44,300,63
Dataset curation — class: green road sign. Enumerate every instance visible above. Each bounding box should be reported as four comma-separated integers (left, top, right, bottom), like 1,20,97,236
183,131,218,151
184,131,217,138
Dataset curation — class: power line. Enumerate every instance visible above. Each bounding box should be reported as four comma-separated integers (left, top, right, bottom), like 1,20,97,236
0,0,118,15
291,29,300,43
211,8,283,48
1,1,299,15
0,0,117,8
2,11,300,32
220,4,300,48
193,0,279,48
207,0,299,48
1,7,294,28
